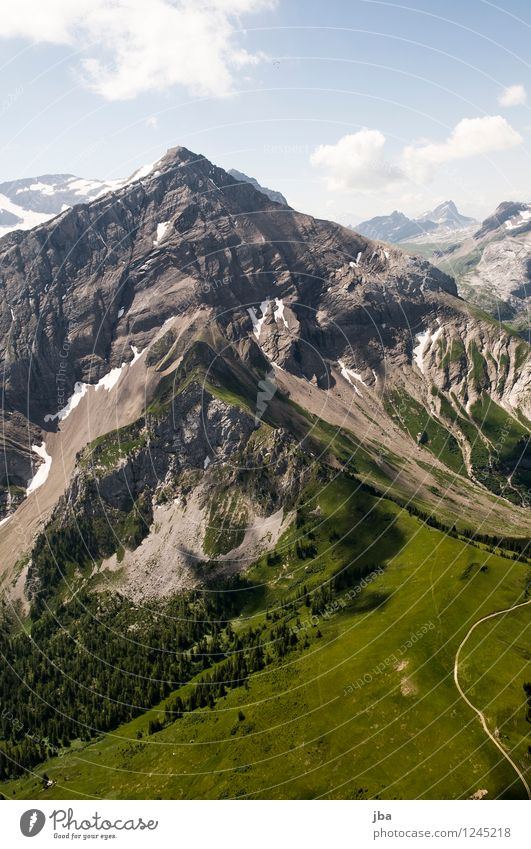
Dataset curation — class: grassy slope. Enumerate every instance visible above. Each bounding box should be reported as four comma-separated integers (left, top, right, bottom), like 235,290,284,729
3,341,530,800
4,477,529,801
459,604,531,777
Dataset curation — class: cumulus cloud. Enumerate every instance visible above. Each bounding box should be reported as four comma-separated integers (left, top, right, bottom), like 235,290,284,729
0,0,275,100
309,129,405,192
403,116,522,181
498,84,527,107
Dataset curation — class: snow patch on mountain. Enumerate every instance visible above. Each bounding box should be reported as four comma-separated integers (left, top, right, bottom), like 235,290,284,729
413,326,443,374
0,193,51,235
505,207,531,230
26,443,52,495
338,360,364,396
273,298,289,328
154,221,170,246
44,381,88,423
248,299,271,340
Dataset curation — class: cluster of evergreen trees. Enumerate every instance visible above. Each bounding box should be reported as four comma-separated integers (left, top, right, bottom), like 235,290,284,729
0,587,241,780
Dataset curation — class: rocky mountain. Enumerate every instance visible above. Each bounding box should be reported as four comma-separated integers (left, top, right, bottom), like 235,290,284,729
473,201,531,240
227,168,289,205
0,144,530,804
356,201,476,244
352,210,436,243
423,201,531,338
0,144,529,612
418,200,476,230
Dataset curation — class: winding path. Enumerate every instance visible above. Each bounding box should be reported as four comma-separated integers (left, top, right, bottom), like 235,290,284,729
454,598,531,799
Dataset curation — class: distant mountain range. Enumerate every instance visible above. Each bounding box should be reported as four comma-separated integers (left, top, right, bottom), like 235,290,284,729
354,200,477,244
0,174,123,236
355,198,531,338
427,201,531,338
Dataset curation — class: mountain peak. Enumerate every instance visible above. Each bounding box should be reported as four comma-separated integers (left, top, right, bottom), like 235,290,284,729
419,199,475,227
357,200,476,243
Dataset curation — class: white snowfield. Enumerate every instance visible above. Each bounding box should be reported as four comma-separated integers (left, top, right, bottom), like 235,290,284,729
26,443,52,495
130,345,143,365
504,208,531,230
247,299,271,340
44,345,143,422
44,381,88,423
25,181,55,196
413,326,443,374
153,221,170,246
337,359,366,396
96,364,125,392
125,160,157,184
0,192,50,235
273,298,289,328
248,297,291,341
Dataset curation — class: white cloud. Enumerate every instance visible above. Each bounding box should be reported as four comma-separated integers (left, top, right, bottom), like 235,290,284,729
145,115,158,129
498,84,527,107
403,115,522,181
310,129,404,192
0,0,275,100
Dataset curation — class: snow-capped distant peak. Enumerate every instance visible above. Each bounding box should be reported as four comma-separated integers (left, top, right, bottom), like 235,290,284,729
0,174,122,238
0,159,164,239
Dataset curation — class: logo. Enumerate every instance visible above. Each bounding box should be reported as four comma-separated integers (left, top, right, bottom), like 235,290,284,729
20,809,46,837
254,368,278,425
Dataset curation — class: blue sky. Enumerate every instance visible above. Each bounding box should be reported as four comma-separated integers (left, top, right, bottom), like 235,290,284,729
1,0,530,223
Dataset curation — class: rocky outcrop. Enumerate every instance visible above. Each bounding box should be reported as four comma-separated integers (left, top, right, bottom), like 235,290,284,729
227,169,289,206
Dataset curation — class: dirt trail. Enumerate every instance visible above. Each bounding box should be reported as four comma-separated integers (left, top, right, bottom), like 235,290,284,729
453,598,531,799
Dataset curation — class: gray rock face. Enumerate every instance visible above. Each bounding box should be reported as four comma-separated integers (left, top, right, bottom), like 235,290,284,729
227,169,289,206
70,382,257,514
0,145,455,423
